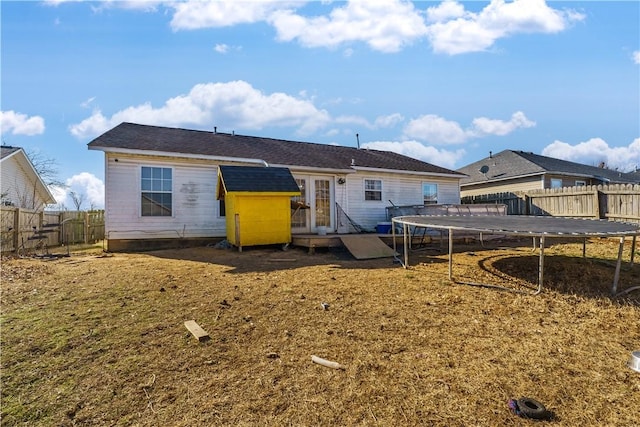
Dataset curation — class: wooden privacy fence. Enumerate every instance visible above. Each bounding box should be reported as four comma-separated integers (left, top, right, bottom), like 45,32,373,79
0,207,105,253
461,184,640,223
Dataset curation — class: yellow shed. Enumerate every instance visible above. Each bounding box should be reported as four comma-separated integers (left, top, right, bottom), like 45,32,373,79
217,165,301,250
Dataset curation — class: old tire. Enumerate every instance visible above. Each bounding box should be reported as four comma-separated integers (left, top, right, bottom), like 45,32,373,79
517,397,549,420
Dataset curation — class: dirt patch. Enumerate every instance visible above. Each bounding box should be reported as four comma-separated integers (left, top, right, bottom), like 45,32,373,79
1,237,639,426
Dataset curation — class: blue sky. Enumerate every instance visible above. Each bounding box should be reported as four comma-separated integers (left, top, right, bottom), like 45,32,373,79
2,0,639,209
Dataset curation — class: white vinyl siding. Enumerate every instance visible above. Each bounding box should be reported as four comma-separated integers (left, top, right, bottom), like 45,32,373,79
102,153,462,239
344,172,460,230
460,176,544,197
105,154,222,239
0,153,51,210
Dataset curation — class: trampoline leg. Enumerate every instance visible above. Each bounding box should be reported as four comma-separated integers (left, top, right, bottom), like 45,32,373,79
582,238,587,258
448,228,453,281
630,235,636,268
403,223,409,269
612,236,625,296
535,236,544,295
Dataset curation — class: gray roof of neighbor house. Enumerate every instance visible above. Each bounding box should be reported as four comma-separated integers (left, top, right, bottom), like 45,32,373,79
1,146,22,160
218,165,300,194
87,122,465,177
457,150,639,186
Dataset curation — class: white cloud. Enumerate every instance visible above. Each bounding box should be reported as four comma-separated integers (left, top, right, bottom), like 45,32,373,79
52,172,105,210
425,0,585,55
51,0,583,55
403,114,470,144
362,140,466,169
374,113,405,128
542,138,640,173
633,50,640,65
470,111,535,137
214,43,229,54
269,0,428,53
170,1,295,30
80,96,96,109
404,111,535,144
69,80,331,139
334,113,404,130
0,110,45,136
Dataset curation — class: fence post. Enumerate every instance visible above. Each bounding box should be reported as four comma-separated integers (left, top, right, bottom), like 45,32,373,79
593,188,601,219
13,208,20,250
84,211,89,244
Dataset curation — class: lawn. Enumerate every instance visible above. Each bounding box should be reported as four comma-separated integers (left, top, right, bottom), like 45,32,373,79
1,237,639,426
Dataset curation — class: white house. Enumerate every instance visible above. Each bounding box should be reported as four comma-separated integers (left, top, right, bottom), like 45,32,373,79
88,122,465,251
1,146,56,210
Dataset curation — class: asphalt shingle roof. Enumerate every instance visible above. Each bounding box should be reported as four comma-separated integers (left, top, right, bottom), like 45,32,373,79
1,146,21,160
457,150,638,185
87,122,464,176
218,165,300,193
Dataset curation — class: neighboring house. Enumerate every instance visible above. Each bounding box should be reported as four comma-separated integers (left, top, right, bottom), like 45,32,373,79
1,146,56,210
87,122,465,251
457,150,639,197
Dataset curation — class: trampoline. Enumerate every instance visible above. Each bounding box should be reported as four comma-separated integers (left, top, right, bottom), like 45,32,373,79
391,215,640,296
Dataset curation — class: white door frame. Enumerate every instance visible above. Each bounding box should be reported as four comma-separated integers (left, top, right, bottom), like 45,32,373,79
291,175,334,234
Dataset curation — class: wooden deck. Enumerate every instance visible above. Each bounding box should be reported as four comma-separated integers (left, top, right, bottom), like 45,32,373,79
291,231,499,254
291,233,437,254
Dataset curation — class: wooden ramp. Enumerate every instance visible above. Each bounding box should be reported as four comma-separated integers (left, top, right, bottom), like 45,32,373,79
339,235,398,260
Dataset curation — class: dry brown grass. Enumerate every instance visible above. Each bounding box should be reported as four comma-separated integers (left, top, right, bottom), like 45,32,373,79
1,237,639,426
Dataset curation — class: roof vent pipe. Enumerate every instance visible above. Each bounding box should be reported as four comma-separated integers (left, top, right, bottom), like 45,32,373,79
489,151,493,158
214,126,217,134
356,133,360,149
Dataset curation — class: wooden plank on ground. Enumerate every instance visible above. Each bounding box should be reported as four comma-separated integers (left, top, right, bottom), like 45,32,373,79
184,320,210,342
339,235,398,260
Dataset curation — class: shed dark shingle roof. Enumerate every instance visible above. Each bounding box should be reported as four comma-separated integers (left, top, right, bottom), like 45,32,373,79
218,165,300,193
88,122,464,176
457,150,638,185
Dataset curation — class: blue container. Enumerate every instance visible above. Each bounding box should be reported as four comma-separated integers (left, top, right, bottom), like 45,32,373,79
376,222,392,234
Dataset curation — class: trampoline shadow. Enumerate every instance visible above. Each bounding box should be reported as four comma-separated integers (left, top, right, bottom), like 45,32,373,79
475,253,639,301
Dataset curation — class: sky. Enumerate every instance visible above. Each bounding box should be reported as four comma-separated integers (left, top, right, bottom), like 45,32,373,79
1,0,639,210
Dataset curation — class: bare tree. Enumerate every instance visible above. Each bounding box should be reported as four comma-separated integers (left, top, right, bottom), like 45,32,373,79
12,149,66,210
69,191,85,211
26,149,65,188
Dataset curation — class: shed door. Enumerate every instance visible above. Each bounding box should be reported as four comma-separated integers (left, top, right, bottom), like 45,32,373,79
291,176,334,234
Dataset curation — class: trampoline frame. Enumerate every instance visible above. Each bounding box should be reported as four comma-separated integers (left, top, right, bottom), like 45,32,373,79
391,215,639,296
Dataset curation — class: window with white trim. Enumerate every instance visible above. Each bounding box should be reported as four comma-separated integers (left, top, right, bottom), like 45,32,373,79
575,180,586,187
364,179,382,201
141,166,172,216
550,178,562,189
422,183,438,205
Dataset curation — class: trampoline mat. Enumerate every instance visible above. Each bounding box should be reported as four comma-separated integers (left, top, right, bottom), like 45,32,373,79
392,215,640,237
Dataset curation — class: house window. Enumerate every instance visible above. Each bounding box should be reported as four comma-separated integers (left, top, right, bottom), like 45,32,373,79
141,166,172,216
575,180,586,187
423,183,438,205
550,178,562,189
364,179,382,201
